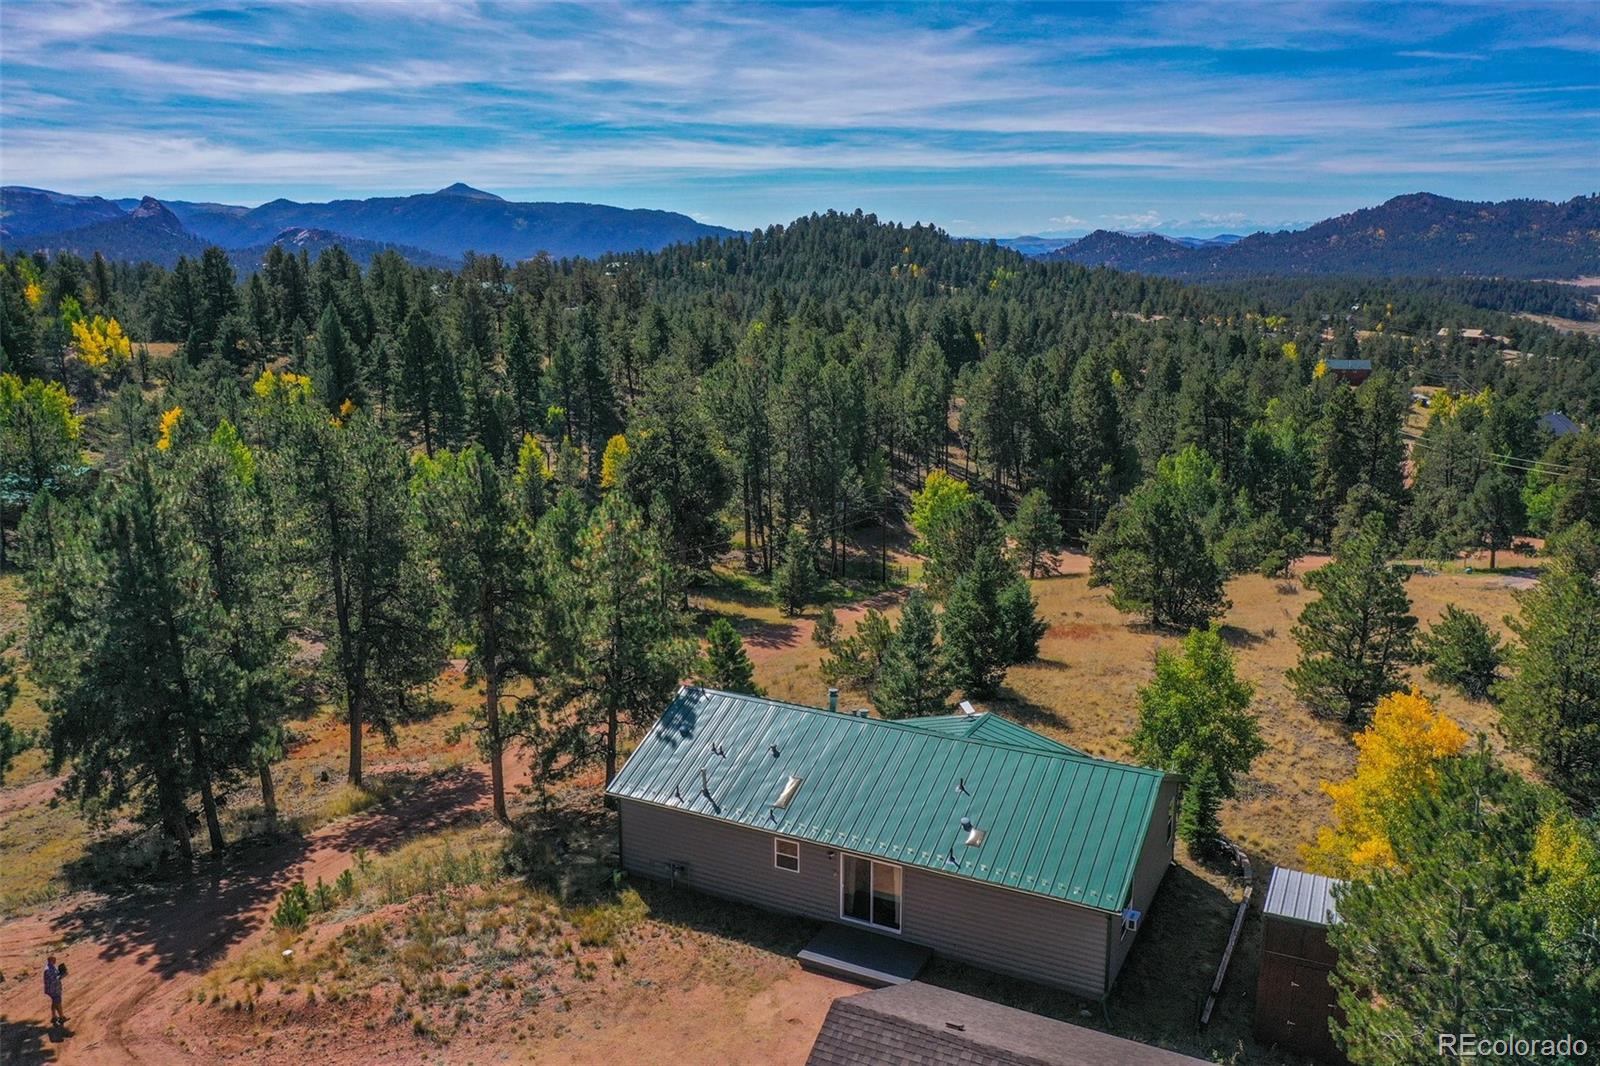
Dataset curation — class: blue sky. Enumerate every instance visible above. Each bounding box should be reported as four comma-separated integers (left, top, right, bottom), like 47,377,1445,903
1,1,1596,236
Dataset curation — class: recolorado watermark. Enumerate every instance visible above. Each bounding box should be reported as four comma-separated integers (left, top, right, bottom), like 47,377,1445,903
1438,1033,1589,1058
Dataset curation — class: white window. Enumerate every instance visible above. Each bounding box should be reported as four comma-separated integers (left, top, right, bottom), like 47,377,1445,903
774,838,799,872
840,854,902,932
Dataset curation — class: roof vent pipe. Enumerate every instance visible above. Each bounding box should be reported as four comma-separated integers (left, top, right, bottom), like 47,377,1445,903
828,688,839,713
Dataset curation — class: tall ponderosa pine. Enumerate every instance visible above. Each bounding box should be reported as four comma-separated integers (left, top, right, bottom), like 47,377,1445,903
1288,513,1418,725
27,453,268,862
619,359,733,577
171,421,293,820
875,590,949,719
558,493,690,786
1464,469,1525,569
1497,521,1600,805
413,445,544,822
285,403,443,785
699,618,761,695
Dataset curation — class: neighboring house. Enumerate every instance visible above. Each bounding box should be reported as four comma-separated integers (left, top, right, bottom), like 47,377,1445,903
1539,410,1581,437
807,981,1210,1066
1323,358,1372,384
1255,867,1350,1065
607,687,1180,1000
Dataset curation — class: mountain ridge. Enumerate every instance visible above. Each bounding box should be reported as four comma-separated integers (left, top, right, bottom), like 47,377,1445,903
4,183,738,265
1046,193,1600,279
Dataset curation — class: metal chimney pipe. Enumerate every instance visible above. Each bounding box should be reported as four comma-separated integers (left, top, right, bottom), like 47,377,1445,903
828,688,839,713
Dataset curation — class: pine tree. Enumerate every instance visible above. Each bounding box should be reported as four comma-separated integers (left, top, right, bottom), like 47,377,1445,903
875,590,949,719
284,402,444,785
1287,512,1418,725
503,297,542,442
413,445,544,822
1089,473,1228,629
0,373,83,572
1464,469,1525,569
1177,764,1223,851
0,636,20,784
171,421,293,821
558,493,690,786
1419,604,1504,700
772,525,817,616
307,303,358,412
812,603,839,649
700,618,761,695
26,455,259,862
1131,626,1262,849
1009,487,1063,579
1498,521,1600,805
1328,750,1578,1064
941,539,1038,698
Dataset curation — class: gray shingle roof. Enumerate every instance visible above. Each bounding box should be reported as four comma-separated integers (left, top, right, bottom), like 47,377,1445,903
806,983,1209,1066
1262,866,1344,926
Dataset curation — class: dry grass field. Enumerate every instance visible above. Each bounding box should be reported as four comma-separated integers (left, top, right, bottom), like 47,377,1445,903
0,537,1538,1064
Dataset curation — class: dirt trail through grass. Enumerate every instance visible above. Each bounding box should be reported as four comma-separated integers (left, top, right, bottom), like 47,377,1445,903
0,763,509,1064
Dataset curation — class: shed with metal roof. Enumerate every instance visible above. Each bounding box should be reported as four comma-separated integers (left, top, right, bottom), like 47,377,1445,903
607,687,1179,999
1255,867,1350,1064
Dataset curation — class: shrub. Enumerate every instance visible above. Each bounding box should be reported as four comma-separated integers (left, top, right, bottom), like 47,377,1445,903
272,881,312,930
1419,604,1504,699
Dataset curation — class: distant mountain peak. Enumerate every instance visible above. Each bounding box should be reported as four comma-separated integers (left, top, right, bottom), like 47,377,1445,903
130,196,182,225
431,182,503,201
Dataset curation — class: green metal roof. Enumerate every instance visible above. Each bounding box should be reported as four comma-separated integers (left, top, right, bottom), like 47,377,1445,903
892,711,1084,755
607,687,1167,913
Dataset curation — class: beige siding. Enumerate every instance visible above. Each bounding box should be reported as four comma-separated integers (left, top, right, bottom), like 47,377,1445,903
620,798,1113,998
1107,777,1180,988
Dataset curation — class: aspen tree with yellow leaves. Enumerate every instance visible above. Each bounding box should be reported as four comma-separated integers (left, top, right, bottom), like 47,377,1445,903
1304,689,1467,875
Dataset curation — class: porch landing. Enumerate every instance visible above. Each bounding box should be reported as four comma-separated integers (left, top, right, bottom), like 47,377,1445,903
798,924,931,987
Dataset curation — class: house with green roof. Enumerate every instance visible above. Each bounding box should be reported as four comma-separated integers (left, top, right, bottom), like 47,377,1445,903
607,687,1180,999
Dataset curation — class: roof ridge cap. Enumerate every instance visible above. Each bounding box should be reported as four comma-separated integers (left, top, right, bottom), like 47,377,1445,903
683,686,1164,776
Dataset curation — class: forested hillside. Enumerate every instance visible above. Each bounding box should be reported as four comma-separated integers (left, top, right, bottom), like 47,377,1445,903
4,211,1600,814
4,209,1600,1062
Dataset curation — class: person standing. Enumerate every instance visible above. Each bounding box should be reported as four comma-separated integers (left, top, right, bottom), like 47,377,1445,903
44,955,65,1026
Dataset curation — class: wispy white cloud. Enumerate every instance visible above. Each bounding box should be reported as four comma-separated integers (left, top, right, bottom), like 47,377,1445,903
0,0,1592,232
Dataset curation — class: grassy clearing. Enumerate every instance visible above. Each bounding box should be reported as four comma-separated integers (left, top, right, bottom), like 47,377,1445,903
199,804,768,1052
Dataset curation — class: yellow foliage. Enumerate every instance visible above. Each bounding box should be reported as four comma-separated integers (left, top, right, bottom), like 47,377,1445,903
1305,689,1468,875
1312,358,1328,379
23,282,43,309
600,433,630,489
252,369,313,404
71,315,133,372
1431,386,1493,423
1530,811,1600,940
156,406,183,451
338,398,356,418
1281,341,1299,362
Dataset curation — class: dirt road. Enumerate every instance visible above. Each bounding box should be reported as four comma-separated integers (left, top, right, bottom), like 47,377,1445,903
0,765,498,1065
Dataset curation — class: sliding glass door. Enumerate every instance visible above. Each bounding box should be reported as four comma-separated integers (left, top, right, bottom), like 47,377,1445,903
840,854,902,932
